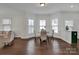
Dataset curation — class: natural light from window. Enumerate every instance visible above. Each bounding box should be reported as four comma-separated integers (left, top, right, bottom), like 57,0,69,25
52,18,58,33
28,19,34,34
40,20,46,31
2,19,11,31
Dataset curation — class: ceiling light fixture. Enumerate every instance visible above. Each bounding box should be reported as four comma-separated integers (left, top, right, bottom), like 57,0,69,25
40,3,45,7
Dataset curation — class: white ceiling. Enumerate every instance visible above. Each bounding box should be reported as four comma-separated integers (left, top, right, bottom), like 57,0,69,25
0,3,79,14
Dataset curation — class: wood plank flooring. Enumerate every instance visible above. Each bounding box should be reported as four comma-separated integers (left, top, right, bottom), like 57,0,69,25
0,38,79,55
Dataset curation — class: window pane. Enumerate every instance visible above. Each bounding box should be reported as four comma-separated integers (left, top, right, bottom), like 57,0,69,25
3,26,11,31
40,26,46,30
52,26,58,33
65,20,73,26
40,20,46,31
28,19,34,26
52,18,58,25
40,20,46,26
52,18,58,33
28,27,34,34
3,19,11,24
28,19,34,34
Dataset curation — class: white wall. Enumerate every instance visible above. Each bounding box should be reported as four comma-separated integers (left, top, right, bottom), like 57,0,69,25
35,14,51,34
0,5,26,38
0,5,79,44
25,13,62,39
59,12,79,44
24,13,36,38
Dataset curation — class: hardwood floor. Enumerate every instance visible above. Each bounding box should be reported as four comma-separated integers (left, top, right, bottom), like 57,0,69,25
0,37,79,55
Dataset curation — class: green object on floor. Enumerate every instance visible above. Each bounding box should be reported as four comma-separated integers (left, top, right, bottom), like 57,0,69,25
71,31,77,44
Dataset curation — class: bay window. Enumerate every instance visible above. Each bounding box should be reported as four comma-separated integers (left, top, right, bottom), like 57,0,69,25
28,19,34,34
2,19,11,31
52,18,58,33
40,20,46,31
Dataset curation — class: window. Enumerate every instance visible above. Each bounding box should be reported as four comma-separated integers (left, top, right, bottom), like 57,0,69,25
28,19,34,34
3,19,11,24
2,19,11,31
52,18,58,33
65,20,73,26
40,20,46,31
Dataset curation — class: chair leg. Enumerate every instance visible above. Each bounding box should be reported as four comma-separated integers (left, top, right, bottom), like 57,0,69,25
40,38,42,45
35,37,37,42
47,36,49,44
45,40,49,48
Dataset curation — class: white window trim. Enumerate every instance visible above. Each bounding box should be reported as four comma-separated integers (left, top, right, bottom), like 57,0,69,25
52,18,58,33
40,20,46,31
2,18,12,31
28,19,34,34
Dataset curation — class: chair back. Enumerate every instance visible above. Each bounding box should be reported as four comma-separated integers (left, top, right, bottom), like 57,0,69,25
40,29,47,41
